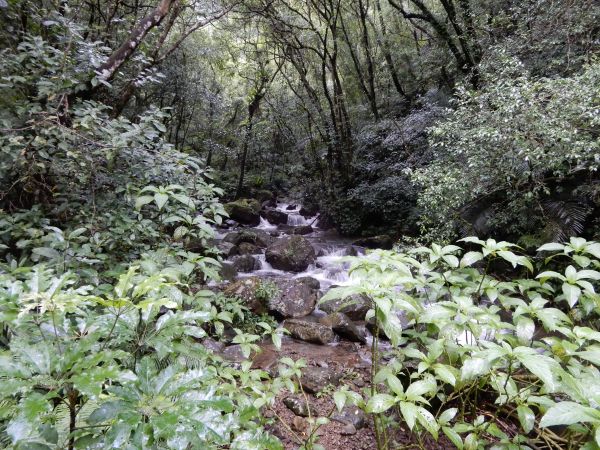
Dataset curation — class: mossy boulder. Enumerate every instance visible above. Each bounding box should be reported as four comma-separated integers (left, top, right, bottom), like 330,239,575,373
224,199,261,226
265,235,316,272
223,229,273,248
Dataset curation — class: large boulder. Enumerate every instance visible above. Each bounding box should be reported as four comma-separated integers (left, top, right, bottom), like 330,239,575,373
279,224,314,235
265,235,316,272
319,313,367,343
223,229,273,248
352,235,394,250
217,241,238,258
224,199,261,226
319,292,371,321
231,255,260,273
268,277,321,318
237,242,261,255
218,262,238,281
262,208,288,225
223,277,265,313
283,318,335,345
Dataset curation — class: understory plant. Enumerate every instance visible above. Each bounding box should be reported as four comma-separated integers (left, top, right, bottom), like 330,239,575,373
324,237,600,449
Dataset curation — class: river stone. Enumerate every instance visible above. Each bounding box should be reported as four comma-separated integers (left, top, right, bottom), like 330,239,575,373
265,235,316,272
218,262,237,282
286,204,298,211
231,255,260,273
283,396,310,417
352,235,394,250
223,229,273,248
319,313,367,343
262,208,288,225
268,277,321,318
332,406,367,430
300,366,342,394
290,225,313,235
224,199,261,226
201,338,225,354
319,293,371,321
283,318,335,344
221,344,253,362
223,277,265,313
218,241,238,258
237,242,261,255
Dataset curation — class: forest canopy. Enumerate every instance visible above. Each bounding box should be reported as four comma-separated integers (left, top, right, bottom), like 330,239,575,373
0,0,599,449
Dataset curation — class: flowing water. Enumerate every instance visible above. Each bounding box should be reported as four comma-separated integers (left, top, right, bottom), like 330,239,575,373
224,201,361,291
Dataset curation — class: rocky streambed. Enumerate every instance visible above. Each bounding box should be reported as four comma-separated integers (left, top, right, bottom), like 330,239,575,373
207,201,385,447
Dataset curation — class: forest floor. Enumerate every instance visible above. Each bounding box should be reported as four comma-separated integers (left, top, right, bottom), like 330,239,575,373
255,338,454,450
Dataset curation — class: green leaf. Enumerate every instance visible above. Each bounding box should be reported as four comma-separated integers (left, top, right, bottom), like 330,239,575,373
399,401,418,429
537,243,565,252
443,426,463,449
540,402,600,427
416,406,439,439
366,394,396,414
135,195,154,210
460,251,484,268
88,401,125,425
517,405,535,433
333,390,346,412
32,247,60,259
154,193,169,210
562,283,581,307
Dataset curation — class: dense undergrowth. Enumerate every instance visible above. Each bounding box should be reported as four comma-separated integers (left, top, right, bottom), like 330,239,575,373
323,237,600,450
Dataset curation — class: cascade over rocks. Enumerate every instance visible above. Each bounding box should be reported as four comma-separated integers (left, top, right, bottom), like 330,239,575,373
283,318,335,344
265,235,316,272
268,277,320,318
223,229,273,248
224,199,261,226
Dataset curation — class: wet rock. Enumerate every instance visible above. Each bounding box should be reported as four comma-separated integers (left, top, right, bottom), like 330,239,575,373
223,229,273,248
265,235,316,272
346,245,359,256
261,198,277,209
291,416,307,433
201,338,225,354
286,204,298,211
231,254,261,273
283,318,335,345
221,344,256,362
319,293,371,321
283,396,310,417
237,242,261,255
262,208,288,225
290,225,313,235
340,423,357,435
300,366,342,393
333,406,366,430
218,262,237,282
269,277,321,318
217,241,238,258
319,313,367,343
224,199,261,226
352,235,394,250
223,277,266,313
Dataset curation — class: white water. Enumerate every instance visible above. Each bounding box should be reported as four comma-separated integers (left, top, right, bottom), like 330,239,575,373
220,201,355,290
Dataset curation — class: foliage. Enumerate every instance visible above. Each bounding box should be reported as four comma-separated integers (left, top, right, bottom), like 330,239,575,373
414,56,600,242
324,236,600,449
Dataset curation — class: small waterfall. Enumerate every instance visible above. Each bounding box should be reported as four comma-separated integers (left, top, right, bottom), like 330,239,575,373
287,214,311,226
257,217,277,231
